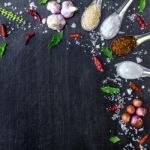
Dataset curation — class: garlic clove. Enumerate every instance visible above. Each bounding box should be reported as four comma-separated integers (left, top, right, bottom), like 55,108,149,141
61,1,78,18
47,1,61,14
47,14,66,31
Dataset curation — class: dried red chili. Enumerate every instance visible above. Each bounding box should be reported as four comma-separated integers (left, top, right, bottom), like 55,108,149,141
1,24,7,38
25,32,35,45
139,134,149,145
71,33,83,39
106,105,122,112
27,9,42,23
92,56,104,72
129,82,143,94
136,15,148,29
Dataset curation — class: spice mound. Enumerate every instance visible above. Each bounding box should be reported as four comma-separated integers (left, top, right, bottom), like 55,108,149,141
81,4,101,31
111,36,137,56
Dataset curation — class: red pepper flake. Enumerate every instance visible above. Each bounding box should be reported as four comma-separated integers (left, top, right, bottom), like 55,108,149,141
106,105,123,112
136,15,148,29
27,9,42,23
92,56,104,72
129,82,143,94
139,134,149,145
1,24,7,38
71,33,83,39
25,32,35,45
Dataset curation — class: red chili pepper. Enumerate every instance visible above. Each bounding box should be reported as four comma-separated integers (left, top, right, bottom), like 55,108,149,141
129,82,143,94
25,32,35,45
27,9,42,23
139,134,149,145
92,56,104,72
136,15,148,29
1,24,7,38
106,105,123,112
71,33,83,39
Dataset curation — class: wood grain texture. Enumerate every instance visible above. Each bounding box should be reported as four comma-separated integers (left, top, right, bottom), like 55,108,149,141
0,0,150,150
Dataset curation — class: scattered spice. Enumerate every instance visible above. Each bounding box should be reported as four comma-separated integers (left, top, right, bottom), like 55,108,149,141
101,86,120,94
48,31,64,49
92,56,104,72
138,0,147,13
1,24,7,38
71,33,83,39
111,36,137,56
136,15,148,29
101,47,113,58
0,43,7,58
129,82,143,94
25,32,35,45
139,134,149,145
106,105,122,112
27,9,42,23
109,136,120,143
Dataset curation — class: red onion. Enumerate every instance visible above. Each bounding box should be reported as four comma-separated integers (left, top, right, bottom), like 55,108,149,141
136,107,147,117
131,115,143,128
126,105,135,114
121,112,131,123
133,98,143,107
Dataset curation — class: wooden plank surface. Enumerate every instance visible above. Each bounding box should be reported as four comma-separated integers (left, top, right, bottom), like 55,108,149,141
0,0,150,149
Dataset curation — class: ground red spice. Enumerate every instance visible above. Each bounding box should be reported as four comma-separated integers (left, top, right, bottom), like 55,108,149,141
111,36,137,56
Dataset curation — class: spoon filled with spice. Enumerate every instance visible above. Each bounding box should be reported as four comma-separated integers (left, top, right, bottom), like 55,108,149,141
116,61,150,80
81,0,102,31
100,0,133,39
111,32,150,56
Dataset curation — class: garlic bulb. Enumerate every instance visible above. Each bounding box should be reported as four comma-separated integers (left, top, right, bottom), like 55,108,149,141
61,1,78,18
47,1,61,14
47,14,66,31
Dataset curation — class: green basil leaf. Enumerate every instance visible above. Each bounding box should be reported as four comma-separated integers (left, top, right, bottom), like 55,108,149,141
48,31,64,49
39,0,48,5
101,47,113,58
0,43,7,58
101,86,120,94
109,136,120,143
138,0,147,12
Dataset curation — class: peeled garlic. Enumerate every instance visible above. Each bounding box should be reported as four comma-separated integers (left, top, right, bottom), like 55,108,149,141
47,14,66,31
61,1,78,18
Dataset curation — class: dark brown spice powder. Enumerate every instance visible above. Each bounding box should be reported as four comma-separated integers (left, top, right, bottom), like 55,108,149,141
111,36,137,56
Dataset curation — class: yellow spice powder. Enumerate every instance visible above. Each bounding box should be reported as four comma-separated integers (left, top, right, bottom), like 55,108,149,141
81,4,101,31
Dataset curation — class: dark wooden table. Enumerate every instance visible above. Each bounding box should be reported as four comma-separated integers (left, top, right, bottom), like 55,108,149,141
0,0,150,150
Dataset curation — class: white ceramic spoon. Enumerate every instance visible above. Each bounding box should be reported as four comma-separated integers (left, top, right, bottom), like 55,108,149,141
116,61,150,80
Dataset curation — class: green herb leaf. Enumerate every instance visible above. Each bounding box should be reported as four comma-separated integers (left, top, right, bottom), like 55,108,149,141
101,47,113,58
48,31,64,49
101,86,120,94
109,136,120,143
39,0,48,5
138,0,147,13
0,43,6,58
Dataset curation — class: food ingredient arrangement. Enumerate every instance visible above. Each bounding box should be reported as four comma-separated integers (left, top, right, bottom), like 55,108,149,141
0,0,150,149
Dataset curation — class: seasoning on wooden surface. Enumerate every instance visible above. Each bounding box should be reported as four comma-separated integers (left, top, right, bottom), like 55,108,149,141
106,105,122,112
70,33,83,39
129,82,143,94
81,4,101,31
25,32,35,45
1,24,7,37
27,9,42,23
92,56,104,72
136,15,148,29
139,134,149,145
111,36,137,56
